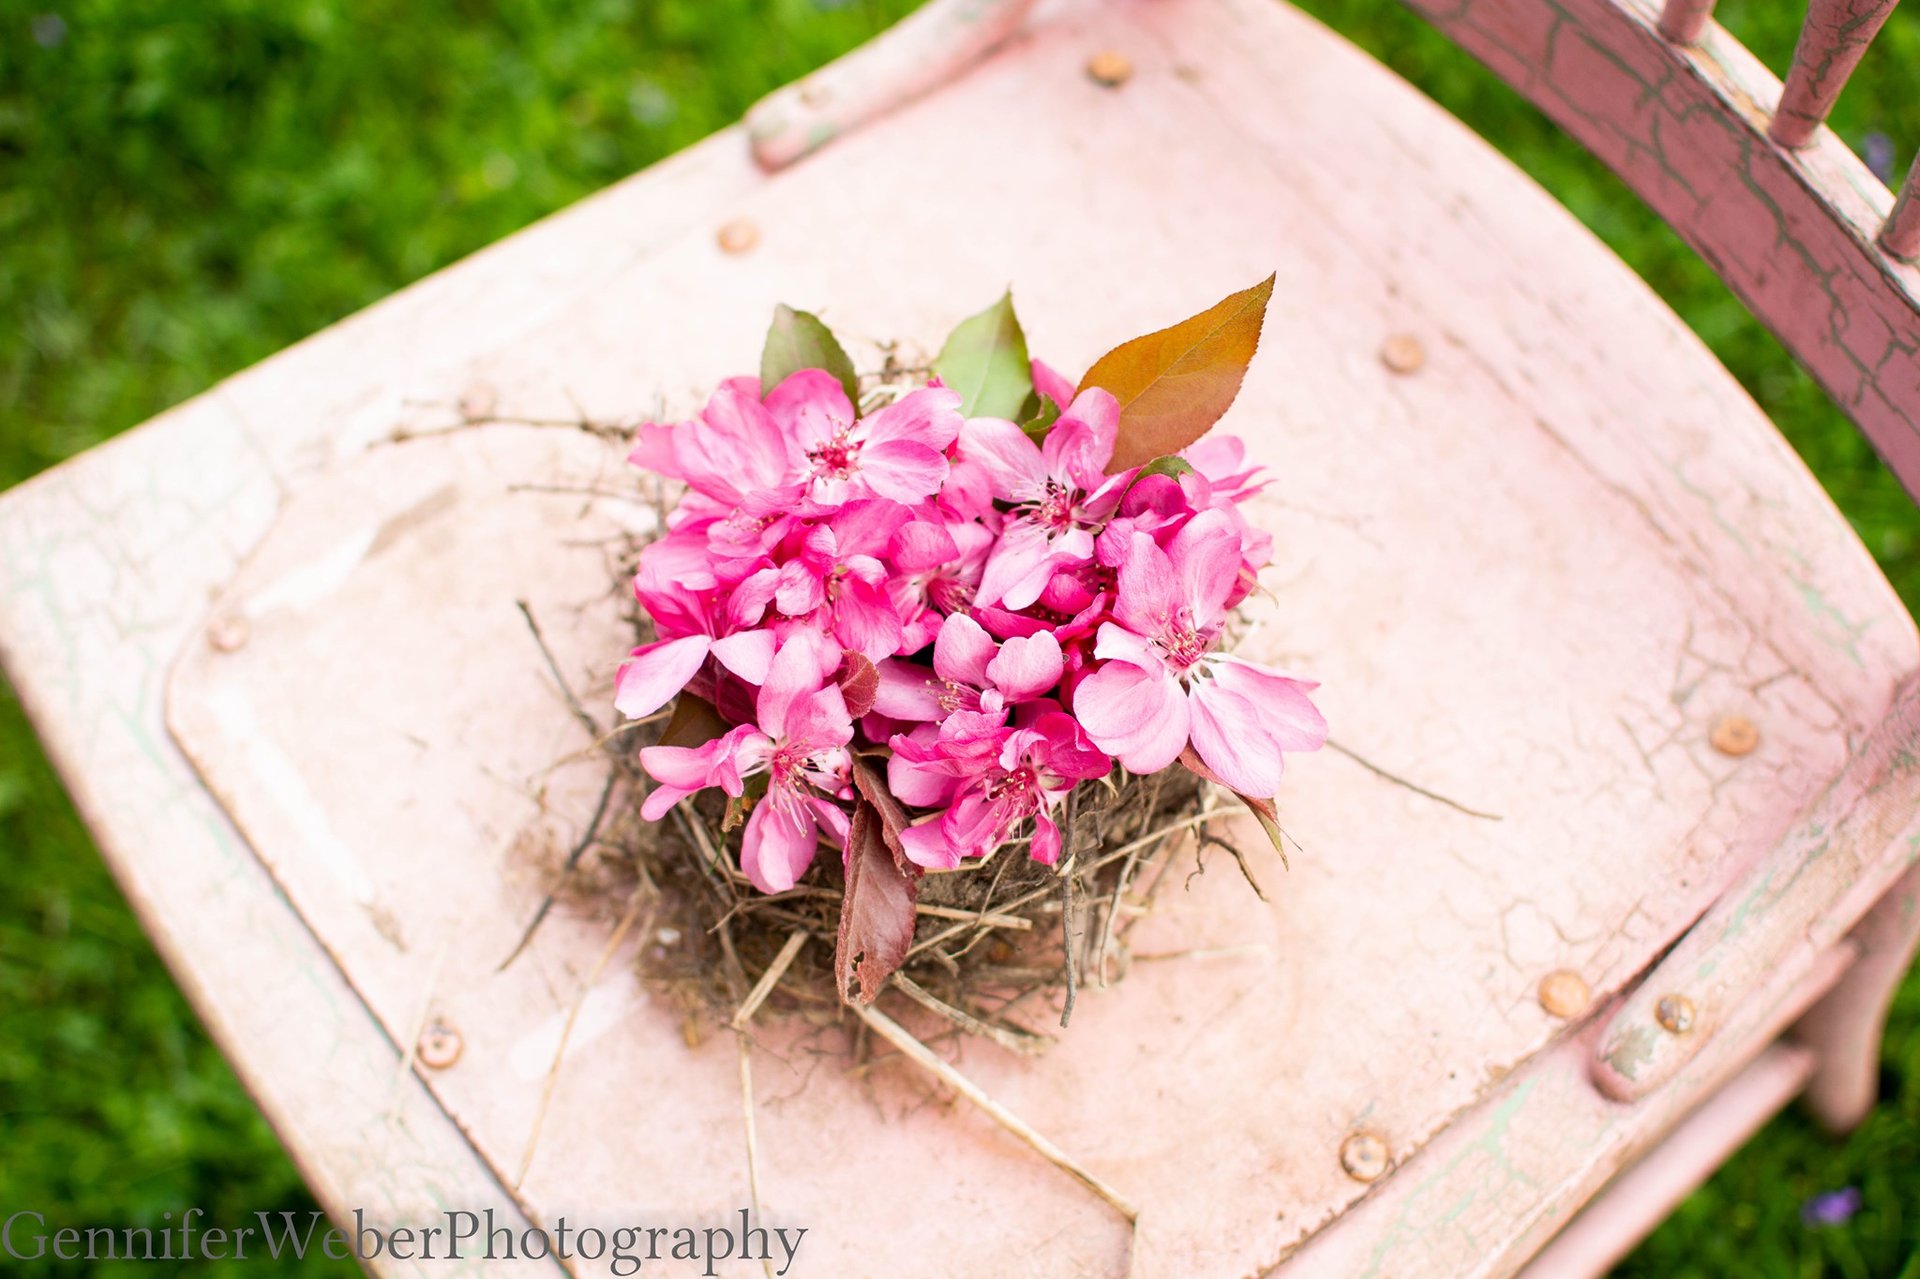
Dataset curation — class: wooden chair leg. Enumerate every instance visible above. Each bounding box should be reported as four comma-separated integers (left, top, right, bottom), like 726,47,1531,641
1794,861,1920,1132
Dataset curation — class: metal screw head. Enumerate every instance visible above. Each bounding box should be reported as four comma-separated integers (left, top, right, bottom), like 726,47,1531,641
1655,994,1696,1034
207,614,251,653
418,1018,464,1069
716,218,759,255
1380,333,1426,374
1710,714,1758,757
1537,969,1591,1019
1339,1131,1390,1182
1086,49,1134,87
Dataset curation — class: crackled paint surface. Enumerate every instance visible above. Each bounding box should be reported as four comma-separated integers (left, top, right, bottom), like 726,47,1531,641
1405,0,1920,500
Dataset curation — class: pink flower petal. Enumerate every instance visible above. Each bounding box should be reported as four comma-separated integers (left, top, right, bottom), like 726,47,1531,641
1073,661,1191,773
614,635,711,719
834,577,905,661
1030,359,1078,412
755,633,836,740
932,612,996,688
783,684,854,754
698,382,802,499
859,385,962,451
872,660,943,721
764,368,855,450
1029,813,1063,866
710,630,776,684
1188,682,1284,798
637,724,759,819
830,499,911,558
900,818,963,871
1091,621,1165,674
986,631,1064,702
1111,531,1180,636
1208,657,1328,752
891,518,961,573
1042,395,1118,489
859,439,951,504
740,792,819,893
958,416,1047,501
1167,509,1242,626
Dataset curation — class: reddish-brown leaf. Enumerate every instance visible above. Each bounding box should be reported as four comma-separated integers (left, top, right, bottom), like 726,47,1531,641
1080,274,1276,472
849,757,913,870
835,650,880,720
835,790,922,1005
657,691,728,749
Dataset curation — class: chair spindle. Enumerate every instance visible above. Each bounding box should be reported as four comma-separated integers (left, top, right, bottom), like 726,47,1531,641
1770,0,1901,149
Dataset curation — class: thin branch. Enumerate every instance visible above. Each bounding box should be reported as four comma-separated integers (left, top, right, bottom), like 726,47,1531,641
736,1037,777,1279
889,974,1053,1057
731,931,811,1030
1325,739,1502,821
516,889,650,1189
855,1005,1138,1223
516,599,602,743
498,771,618,971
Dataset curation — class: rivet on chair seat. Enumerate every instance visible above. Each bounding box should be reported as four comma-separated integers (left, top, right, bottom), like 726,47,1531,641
207,615,250,653
1379,333,1425,375
1655,994,1696,1034
1537,969,1591,1019
1086,50,1133,87
1339,1132,1390,1182
418,1018,464,1069
1710,714,1758,757
717,219,760,255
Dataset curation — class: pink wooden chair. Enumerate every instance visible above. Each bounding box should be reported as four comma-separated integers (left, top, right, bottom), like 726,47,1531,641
2,0,1916,1274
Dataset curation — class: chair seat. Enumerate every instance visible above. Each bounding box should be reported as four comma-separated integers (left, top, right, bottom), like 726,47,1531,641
4,1,1915,1276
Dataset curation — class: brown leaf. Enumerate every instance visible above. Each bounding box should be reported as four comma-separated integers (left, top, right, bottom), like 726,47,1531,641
835,790,922,1005
849,756,912,870
1080,274,1276,472
657,691,728,749
835,650,880,720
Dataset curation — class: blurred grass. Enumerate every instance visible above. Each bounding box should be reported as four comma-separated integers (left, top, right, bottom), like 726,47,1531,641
0,0,1915,1275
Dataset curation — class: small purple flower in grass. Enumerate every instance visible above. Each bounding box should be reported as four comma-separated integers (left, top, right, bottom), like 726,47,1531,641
1799,1187,1861,1228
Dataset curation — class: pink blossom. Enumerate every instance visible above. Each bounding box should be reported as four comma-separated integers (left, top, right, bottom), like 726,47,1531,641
888,517,993,651
771,371,961,507
1073,511,1325,796
891,710,1110,869
966,389,1132,609
730,500,907,661
873,612,1064,725
638,634,853,892
628,371,962,513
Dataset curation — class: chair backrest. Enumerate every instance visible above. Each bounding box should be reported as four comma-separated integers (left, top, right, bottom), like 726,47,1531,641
746,0,1920,500
1402,0,1920,501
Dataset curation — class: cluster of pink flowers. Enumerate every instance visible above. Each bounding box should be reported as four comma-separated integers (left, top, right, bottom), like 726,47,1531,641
615,359,1325,894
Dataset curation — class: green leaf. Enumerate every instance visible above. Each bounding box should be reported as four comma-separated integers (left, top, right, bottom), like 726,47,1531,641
1020,392,1062,445
933,290,1033,420
1079,274,1276,472
761,304,860,406
1134,455,1196,483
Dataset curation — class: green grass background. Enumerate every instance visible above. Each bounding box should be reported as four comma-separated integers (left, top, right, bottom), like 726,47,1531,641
1,0,1915,1274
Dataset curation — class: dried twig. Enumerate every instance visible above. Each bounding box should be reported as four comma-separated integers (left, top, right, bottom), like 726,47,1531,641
516,889,650,1189
499,771,618,971
855,1006,1137,1222
1325,738,1501,821
731,931,811,1030
889,974,1052,1057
